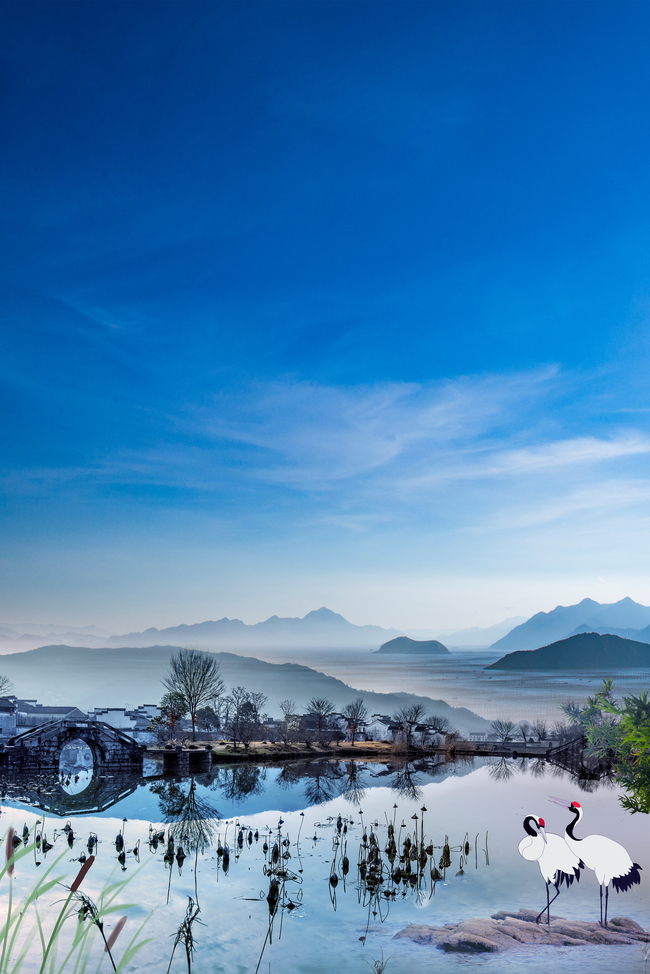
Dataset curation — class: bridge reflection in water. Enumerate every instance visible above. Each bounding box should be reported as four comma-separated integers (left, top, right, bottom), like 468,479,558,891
0,745,615,820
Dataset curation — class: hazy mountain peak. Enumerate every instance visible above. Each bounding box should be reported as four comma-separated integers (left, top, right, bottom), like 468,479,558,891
491,596,650,651
302,607,351,624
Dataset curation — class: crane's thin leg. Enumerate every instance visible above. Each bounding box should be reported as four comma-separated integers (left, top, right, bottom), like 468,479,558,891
546,883,561,917
599,885,603,926
536,882,551,925
604,886,609,928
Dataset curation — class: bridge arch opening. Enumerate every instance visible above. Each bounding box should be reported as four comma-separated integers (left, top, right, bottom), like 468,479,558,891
59,738,93,794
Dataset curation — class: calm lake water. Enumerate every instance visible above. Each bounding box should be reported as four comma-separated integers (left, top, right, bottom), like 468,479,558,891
1,754,647,973
260,648,650,724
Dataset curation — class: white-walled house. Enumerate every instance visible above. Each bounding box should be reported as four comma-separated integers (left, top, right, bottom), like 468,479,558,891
0,697,17,740
363,714,398,741
14,700,88,736
87,705,160,743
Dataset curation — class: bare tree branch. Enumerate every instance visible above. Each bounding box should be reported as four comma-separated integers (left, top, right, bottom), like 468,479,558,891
162,648,225,741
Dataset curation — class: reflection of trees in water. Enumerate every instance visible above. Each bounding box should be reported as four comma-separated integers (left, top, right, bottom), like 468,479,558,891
387,761,423,801
276,758,368,805
276,758,345,806
303,770,338,806
487,757,518,782
212,765,267,803
276,762,306,791
529,758,548,778
341,761,368,805
149,777,220,853
484,753,616,792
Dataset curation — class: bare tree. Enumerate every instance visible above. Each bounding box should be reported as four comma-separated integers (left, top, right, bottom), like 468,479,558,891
278,699,298,745
0,676,14,698
551,719,577,744
247,691,268,723
392,704,427,748
531,720,549,742
162,648,225,741
342,697,368,745
421,715,453,746
226,686,250,750
279,699,296,719
517,721,532,743
489,719,516,743
225,687,267,750
306,697,336,738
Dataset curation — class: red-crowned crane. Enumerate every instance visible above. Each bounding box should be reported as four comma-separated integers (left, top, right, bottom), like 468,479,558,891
550,797,642,927
518,814,583,924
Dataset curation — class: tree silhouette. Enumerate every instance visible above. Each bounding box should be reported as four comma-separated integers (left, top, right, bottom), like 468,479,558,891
306,697,335,739
162,649,225,741
489,719,516,743
342,698,368,745
392,704,427,748
150,776,221,852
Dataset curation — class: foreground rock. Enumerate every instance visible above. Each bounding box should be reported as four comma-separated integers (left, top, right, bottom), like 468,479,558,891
394,910,648,952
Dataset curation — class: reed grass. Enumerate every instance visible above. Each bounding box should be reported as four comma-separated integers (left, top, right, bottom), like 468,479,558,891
0,829,154,974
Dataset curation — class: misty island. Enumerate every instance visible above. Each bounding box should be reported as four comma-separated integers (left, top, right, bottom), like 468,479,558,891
374,635,451,655
486,631,650,670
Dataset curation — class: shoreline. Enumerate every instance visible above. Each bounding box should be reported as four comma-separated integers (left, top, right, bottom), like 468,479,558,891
147,737,562,767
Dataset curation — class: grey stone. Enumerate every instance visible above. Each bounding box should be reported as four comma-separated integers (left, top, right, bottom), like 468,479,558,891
394,911,650,953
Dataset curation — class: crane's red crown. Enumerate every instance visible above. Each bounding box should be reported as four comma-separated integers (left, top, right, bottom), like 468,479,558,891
538,818,545,827
571,802,581,808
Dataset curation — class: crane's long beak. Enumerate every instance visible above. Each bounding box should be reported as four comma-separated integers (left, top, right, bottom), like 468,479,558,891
540,825,548,845
548,796,572,808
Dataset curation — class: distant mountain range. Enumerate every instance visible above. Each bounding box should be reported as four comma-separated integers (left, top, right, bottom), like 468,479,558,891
2,597,650,655
421,617,527,648
0,643,490,735
487,631,650,671
0,608,402,652
104,608,402,649
490,598,650,651
375,636,450,655
0,608,525,653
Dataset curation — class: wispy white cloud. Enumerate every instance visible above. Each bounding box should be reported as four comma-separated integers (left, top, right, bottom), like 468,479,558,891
491,478,650,529
5,368,650,545
198,367,561,487
189,370,650,506
403,434,650,490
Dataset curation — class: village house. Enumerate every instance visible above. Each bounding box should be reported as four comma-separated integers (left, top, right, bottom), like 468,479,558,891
0,697,161,746
87,704,160,744
363,714,398,741
0,696,17,740
14,699,88,736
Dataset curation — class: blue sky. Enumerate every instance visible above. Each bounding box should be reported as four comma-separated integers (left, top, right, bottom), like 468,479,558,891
2,0,650,631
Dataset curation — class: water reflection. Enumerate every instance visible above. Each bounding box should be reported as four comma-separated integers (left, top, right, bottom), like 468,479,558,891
0,752,616,820
1,753,638,974
211,764,267,802
482,751,617,793
256,817,304,971
58,738,94,795
150,776,221,852
59,769,93,795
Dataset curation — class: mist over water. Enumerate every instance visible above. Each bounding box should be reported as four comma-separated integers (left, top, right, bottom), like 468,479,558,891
256,648,650,724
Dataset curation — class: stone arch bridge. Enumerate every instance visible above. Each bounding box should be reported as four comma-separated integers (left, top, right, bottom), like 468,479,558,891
1,718,145,771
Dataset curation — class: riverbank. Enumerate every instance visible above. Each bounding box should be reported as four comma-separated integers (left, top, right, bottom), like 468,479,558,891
147,737,563,766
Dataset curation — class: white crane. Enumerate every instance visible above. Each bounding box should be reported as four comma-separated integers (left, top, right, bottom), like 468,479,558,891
518,814,583,924
550,797,642,927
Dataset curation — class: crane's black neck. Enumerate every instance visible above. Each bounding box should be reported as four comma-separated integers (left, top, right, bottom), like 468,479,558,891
566,806,581,840
523,816,538,837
